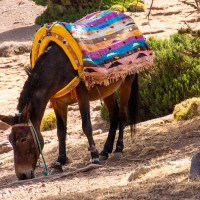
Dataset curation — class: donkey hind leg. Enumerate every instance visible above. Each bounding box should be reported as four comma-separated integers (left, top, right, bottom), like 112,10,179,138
99,93,119,160
51,100,68,171
76,82,100,164
114,75,135,159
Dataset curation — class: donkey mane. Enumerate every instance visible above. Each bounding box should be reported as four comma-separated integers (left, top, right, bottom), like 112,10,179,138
17,67,35,112
17,42,69,112
17,52,47,112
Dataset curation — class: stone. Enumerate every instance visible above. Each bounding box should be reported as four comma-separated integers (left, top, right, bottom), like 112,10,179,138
189,153,200,180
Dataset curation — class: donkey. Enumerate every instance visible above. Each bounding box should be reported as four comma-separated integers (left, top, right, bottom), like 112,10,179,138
0,10,153,180
0,42,139,179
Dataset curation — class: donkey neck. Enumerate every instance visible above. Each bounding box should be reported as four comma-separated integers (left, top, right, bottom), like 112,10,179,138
18,42,77,146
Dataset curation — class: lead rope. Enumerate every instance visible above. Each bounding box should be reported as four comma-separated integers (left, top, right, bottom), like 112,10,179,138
28,120,48,176
95,86,104,106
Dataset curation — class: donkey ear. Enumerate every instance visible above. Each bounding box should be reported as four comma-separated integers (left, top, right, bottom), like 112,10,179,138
21,101,31,122
8,132,15,145
0,115,18,126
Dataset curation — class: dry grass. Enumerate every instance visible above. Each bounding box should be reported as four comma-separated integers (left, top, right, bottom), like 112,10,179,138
40,110,57,131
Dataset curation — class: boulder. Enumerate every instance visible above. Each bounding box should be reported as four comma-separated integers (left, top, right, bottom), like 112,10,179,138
189,153,200,180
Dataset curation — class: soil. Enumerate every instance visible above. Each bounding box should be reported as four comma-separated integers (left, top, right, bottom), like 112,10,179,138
0,0,200,199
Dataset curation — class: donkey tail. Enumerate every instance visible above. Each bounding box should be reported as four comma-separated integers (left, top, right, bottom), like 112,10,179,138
128,73,139,138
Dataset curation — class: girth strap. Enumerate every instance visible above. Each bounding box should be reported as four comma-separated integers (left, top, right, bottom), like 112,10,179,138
52,76,81,99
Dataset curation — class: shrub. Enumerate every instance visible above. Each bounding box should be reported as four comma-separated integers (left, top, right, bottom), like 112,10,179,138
139,33,200,121
103,0,133,10
33,0,47,6
35,10,55,25
40,110,57,131
35,0,101,24
110,5,127,12
33,0,143,25
128,1,146,12
173,98,200,121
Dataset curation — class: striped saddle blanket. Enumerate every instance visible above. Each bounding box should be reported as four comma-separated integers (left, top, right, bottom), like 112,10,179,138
61,10,153,87
31,10,153,89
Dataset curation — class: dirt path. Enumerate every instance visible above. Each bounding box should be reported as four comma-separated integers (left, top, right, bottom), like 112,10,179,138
0,0,200,199
1,116,200,200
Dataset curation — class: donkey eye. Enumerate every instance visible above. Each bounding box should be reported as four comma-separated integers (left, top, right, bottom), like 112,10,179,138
20,137,27,143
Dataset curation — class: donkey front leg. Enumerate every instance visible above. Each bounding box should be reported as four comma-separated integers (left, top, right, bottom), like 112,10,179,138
76,82,100,164
50,100,68,172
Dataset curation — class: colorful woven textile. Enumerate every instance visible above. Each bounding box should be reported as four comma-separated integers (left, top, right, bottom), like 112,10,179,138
60,10,153,88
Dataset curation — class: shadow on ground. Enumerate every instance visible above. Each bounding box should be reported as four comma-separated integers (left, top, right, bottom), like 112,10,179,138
0,25,40,42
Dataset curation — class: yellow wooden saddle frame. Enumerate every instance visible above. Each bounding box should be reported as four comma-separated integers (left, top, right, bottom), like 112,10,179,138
31,22,83,99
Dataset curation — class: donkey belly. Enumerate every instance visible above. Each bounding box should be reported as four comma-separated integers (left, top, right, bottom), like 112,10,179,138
88,79,123,101
56,79,123,105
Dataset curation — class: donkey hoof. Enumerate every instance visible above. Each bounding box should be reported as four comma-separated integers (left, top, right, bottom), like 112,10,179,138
99,151,109,160
113,152,123,159
50,162,63,174
91,159,101,165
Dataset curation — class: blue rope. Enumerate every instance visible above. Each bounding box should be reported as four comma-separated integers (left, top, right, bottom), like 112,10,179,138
29,120,48,176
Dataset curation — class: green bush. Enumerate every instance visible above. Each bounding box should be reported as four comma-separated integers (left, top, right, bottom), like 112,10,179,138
35,0,101,24
173,98,200,121
128,1,146,12
102,0,133,10
139,33,200,121
110,5,127,12
33,0,143,25
40,110,57,131
33,0,47,6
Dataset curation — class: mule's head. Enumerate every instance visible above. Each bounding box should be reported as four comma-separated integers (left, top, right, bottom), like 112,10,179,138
9,124,38,180
0,104,40,180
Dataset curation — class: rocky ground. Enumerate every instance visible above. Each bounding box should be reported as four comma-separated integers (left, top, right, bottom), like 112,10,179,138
0,0,200,199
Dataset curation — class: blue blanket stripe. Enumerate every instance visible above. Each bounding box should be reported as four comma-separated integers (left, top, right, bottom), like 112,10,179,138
83,40,146,65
